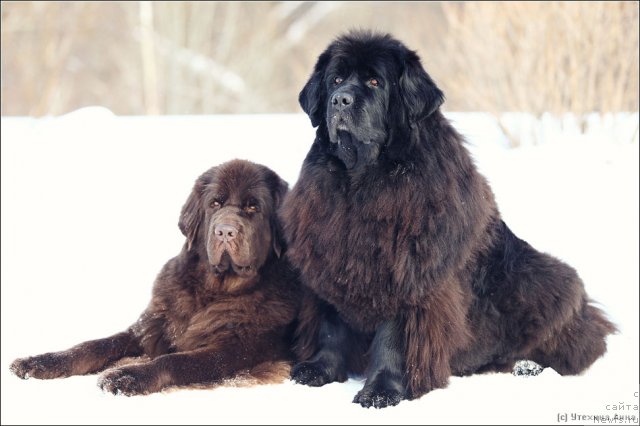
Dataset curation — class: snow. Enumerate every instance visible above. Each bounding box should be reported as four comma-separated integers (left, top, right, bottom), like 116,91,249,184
1,108,638,425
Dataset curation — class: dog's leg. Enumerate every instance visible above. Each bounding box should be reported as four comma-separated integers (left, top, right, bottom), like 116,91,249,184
10,330,143,379
403,281,471,400
291,304,350,387
353,319,405,408
98,335,285,396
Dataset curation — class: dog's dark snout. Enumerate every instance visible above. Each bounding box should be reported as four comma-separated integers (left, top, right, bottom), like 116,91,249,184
331,91,354,110
214,224,239,242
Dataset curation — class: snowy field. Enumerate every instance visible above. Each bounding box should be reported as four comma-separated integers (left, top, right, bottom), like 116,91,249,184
1,109,638,425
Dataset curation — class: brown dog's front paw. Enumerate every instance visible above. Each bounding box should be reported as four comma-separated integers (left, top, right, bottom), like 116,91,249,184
10,357,33,379
10,354,70,380
98,368,149,396
98,365,164,396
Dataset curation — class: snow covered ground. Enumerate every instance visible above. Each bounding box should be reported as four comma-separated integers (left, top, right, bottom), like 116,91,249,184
1,109,638,425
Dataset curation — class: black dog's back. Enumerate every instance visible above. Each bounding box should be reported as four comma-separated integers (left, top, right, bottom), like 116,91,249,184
453,220,616,376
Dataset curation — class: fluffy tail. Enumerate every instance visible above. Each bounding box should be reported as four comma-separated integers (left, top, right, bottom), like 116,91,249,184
530,298,617,375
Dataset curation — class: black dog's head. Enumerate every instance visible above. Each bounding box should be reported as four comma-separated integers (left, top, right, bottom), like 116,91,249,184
178,160,288,278
299,31,444,170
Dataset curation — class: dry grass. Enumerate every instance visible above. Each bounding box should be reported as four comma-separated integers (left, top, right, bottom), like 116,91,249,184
439,1,639,145
1,1,638,119
440,2,639,116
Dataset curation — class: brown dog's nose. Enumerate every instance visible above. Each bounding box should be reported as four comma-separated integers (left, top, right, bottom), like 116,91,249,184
214,224,238,242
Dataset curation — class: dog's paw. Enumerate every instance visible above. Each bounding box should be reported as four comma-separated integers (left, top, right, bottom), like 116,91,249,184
512,360,544,377
98,368,148,396
353,372,405,409
291,360,346,387
353,385,404,409
10,354,69,380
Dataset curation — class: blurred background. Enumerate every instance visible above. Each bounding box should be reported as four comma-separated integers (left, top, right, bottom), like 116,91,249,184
2,1,638,118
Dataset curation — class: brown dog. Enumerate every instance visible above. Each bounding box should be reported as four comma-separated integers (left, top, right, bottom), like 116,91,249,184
10,159,300,395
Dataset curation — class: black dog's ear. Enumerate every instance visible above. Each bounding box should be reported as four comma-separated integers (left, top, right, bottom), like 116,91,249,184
299,50,331,127
399,50,445,123
270,175,289,211
178,171,212,251
269,174,289,258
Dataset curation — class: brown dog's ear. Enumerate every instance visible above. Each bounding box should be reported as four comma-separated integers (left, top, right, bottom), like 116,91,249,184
178,171,212,251
399,50,445,124
299,50,331,128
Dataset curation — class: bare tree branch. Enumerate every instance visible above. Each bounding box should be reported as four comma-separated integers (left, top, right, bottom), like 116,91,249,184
139,1,159,115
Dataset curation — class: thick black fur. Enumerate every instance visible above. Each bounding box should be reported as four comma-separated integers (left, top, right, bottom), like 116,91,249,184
281,31,616,408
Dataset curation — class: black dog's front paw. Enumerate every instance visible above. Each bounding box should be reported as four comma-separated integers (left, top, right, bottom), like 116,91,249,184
353,373,405,409
353,386,404,409
98,367,150,396
291,360,346,387
10,353,70,380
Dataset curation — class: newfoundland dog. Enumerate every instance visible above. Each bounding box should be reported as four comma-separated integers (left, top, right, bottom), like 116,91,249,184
280,31,616,408
11,160,300,395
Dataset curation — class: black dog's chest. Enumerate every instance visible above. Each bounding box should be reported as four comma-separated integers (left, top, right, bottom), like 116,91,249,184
281,152,435,333
292,175,403,331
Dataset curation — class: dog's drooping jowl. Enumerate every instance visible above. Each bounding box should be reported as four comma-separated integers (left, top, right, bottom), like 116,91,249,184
11,159,300,395
280,31,616,408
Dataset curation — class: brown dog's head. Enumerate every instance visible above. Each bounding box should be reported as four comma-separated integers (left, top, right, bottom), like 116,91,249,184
178,160,288,278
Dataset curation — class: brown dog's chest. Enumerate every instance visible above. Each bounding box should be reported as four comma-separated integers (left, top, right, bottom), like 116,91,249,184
160,280,294,353
162,288,247,351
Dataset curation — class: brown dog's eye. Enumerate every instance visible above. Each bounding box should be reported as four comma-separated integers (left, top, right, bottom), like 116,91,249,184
369,78,379,87
245,205,259,213
210,200,222,208
334,77,343,85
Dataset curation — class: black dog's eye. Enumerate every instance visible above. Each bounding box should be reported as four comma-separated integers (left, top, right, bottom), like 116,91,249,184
369,78,380,87
334,76,343,85
244,205,259,214
210,199,222,208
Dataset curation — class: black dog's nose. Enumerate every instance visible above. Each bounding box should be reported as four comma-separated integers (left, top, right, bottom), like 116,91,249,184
214,224,238,242
331,91,354,110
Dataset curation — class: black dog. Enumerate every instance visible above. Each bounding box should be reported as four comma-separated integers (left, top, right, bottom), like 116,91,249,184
280,31,616,408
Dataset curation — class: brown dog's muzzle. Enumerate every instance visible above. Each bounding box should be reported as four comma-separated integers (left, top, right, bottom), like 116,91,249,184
206,208,258,275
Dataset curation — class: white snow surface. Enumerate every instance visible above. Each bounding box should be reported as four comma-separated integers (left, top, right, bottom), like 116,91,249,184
1,108,638,425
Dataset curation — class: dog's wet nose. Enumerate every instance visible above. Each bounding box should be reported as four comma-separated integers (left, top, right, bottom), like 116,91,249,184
331,91,354,110
214,224,238,242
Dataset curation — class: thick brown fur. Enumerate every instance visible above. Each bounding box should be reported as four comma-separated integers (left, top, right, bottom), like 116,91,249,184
10,159,301,395
280,31,616,408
